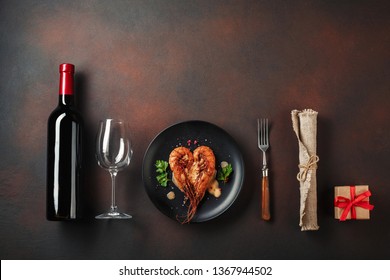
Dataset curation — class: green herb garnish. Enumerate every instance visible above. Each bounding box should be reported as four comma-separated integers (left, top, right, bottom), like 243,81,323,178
155,160,170,187
217,162,233,183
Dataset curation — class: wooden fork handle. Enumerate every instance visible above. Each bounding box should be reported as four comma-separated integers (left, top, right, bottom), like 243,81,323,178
261,175,271,221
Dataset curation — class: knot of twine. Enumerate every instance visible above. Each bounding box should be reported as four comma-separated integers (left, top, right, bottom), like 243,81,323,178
297,155,319,182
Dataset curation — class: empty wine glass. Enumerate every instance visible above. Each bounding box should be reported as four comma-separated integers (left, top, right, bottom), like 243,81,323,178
95,119,133,219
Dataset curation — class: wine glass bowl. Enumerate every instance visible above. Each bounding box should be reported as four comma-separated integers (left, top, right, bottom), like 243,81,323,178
95,119,133,219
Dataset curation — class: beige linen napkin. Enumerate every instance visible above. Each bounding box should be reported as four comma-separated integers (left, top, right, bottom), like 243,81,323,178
291,109,320,231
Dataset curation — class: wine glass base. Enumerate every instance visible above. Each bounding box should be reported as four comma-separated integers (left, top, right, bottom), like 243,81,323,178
95,211,132,219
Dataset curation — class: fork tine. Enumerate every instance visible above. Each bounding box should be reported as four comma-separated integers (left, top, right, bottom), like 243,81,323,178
267,119,269,144
262,118,265,144
260,118,264,144
261,118,265,144
257,119,259,145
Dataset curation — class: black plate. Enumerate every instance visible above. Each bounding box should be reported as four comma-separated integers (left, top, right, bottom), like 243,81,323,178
142,120,244,222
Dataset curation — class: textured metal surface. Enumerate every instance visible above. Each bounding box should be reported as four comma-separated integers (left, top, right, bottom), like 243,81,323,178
1,0,389,259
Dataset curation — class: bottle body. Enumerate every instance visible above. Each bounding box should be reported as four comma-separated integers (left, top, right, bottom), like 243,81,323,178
46,64,83,221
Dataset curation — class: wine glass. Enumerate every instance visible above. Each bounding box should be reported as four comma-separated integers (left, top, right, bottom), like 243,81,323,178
95,119,133,219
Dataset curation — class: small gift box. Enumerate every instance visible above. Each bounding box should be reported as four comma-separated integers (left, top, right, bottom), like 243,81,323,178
334,185,374,221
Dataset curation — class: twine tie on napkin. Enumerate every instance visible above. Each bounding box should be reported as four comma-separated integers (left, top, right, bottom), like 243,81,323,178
297,155,319,182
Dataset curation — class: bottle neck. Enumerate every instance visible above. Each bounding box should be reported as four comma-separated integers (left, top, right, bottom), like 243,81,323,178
59,94,74,106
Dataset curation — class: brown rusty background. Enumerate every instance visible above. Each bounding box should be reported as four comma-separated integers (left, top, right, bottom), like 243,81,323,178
1,0,389,259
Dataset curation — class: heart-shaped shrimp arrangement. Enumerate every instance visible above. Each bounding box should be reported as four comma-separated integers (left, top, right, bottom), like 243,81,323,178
169,146,216,223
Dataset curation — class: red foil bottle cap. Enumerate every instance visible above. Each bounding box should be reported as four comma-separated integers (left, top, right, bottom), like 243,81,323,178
59,63,75,73
59,63,75,95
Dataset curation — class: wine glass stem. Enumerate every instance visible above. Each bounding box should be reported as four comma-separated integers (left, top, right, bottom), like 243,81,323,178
110,170,118,211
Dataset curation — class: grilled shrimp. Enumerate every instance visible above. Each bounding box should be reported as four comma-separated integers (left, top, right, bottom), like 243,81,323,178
168,145,216,224
190,146,216,200
168,146,193,192
181,146,216,223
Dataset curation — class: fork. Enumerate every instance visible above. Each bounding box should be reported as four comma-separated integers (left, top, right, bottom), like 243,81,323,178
257,118,270,221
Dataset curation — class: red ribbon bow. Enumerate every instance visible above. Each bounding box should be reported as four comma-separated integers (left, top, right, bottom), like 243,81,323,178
334,186,374,221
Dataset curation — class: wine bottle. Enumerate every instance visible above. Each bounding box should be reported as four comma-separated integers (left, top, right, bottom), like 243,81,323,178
47,63,83,221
